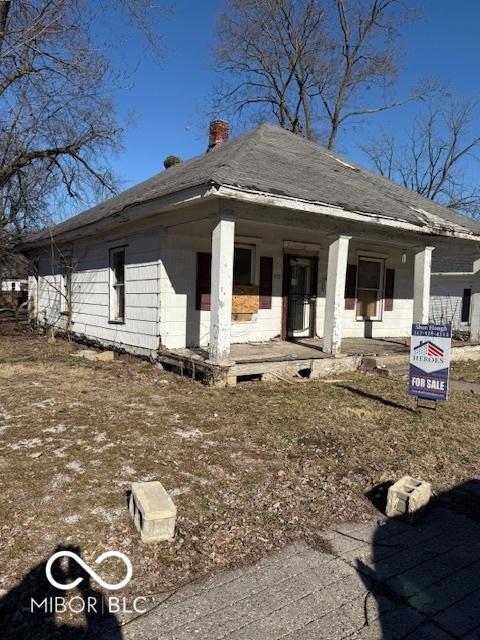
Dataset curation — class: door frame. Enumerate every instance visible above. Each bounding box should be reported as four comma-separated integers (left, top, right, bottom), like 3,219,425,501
281,254,318,340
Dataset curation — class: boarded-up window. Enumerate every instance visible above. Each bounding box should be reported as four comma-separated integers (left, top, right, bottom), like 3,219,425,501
196,252,211,311
461,288,472,323
344,264,357,310
384,268,395,311
259,256,273,309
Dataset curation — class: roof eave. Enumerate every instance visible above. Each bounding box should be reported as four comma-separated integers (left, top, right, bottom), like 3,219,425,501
216,184,480,243
19,183,221,251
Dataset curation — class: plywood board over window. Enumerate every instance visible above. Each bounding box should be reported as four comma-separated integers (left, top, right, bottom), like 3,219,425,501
232,285,259,314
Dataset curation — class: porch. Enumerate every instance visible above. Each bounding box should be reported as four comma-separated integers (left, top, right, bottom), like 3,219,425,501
158,337,480,386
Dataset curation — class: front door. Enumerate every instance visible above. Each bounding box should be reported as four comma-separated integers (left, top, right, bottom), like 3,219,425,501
287,256,317,338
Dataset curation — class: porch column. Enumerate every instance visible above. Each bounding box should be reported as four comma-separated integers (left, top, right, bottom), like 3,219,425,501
470,255,480,342
413,246,435,324
208,216,235,365
323,235,351,355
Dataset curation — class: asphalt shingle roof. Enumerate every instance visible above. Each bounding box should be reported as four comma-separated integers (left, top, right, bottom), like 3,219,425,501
22,123,480,247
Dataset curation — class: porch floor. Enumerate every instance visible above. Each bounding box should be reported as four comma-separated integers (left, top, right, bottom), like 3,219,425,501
160,337,480,385
174,337,409,364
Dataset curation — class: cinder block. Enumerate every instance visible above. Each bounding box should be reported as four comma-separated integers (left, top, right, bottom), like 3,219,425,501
73,349,115,362
386,475,431,521
129,481,176,543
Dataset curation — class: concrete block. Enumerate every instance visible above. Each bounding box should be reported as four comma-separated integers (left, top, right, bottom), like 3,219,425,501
386,475,431,522
129,481,176,543
73,349,115,362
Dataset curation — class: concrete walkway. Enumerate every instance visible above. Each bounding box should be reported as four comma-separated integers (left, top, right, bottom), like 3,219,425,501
121,504,480,640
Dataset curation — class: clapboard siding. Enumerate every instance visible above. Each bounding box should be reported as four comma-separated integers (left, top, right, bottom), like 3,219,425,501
28,207,429,355
30,226,161,355
430,274,472,329
159,224,414,350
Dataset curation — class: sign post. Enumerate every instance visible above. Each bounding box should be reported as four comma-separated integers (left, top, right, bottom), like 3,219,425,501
408,323,452,408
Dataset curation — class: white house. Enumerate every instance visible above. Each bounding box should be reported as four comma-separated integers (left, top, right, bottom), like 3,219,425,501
0,255,28,293
20,122,480,383
430,256,475,332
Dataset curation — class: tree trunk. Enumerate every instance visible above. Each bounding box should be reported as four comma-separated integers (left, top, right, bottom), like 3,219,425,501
0,0,10,49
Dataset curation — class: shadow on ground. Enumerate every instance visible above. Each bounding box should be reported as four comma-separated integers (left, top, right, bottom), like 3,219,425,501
0,545,121,639
2,483,480,639
357,480,480,639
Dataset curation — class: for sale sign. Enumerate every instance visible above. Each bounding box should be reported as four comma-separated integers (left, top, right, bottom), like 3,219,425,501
408,324,452,401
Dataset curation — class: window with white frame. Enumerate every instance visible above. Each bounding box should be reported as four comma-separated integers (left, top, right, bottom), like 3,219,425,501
233,245,255,286
109,247,125,322
61,256,73,314
356,257,384,321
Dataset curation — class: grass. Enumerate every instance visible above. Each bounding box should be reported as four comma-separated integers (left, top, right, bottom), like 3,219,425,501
1,323,480,618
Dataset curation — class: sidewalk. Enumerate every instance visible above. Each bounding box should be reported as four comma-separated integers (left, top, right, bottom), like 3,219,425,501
121,504,480,639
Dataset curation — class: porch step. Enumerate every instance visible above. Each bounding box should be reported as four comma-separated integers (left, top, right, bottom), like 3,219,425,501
360,354,409,377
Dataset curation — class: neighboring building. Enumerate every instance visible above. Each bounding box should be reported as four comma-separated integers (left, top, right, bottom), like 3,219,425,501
430,256,475,331
20,122,480,380
0,255,28,293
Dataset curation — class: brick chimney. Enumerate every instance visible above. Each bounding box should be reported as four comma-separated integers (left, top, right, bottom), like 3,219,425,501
208,120,229,150
164,155,182,169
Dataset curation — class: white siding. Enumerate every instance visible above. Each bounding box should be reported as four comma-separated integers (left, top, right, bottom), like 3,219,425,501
32,227,161,355
160,223,414,350
28,211,421,355
1,279,27,292
430,274,472,329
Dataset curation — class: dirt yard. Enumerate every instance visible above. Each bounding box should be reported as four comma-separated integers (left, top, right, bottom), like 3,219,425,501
1,324,480,619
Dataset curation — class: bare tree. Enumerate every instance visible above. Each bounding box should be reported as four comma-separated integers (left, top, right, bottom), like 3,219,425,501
213,0,326,140
212,0,418,147
361,98,480,216
318,0,415,149
0,0,164,240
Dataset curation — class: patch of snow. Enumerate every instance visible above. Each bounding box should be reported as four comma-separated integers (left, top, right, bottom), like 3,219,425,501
65,461,85,474
64,514,80,524
93,431,107,443
51,474,71,489
122,465,137,475
9,438,43,450
31,398,56,408
90,506,122,523
170,486,191,497
43,424,66,434
174,428,203,440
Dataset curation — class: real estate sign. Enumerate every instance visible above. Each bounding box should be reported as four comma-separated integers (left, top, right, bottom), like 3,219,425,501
408,323,452,401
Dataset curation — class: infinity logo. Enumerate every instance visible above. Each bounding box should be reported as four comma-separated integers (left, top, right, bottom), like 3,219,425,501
46,550,133,591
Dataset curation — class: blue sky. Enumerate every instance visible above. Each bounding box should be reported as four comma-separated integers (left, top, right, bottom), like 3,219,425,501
104,0,480,193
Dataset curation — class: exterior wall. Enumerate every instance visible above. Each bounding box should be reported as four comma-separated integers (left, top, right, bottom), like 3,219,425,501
27,210,418,354
430,274,472,329
340,242,413,339
1,279,27,292
30,224,162,356
160,223,414,350
160,228,285,349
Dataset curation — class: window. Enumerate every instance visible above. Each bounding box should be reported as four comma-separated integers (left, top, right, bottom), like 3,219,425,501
356,257,384,321
461,288,472,323
109,247,125,322
11,282,16,291
61,256,73,314
233,246,254,286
